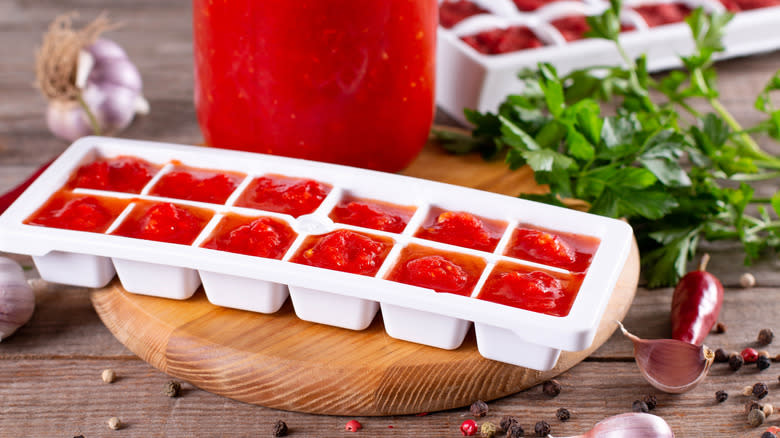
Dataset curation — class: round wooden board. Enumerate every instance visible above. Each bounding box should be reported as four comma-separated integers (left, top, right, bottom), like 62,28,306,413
90,136,640,416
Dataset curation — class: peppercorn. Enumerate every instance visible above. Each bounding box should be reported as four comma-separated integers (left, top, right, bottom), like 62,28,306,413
500,416,518,432
753,382,769,399
556,407,571,421
632,400,649,413
746,400,763,414
470,400,489,418
763,403,774,417
715,390,728,403
740,272,756,288
505,424,524,438
749,408,766,427
461,419,478,436
758,355,772,371
714,322,726,334
101,368,116,384
107,417,122,430
345,420,362,432
74,435,84,438
163,380,182,397
761,432,777,438
714,348,728,363
758,329,774,345
643,394,657,410
542,379,561,397
743,348,760,363
272,420,288,437
534,421,551,437
480,421,497,438
729,352,744,371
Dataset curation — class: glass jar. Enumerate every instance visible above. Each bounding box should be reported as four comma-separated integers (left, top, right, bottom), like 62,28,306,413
192,0,437,172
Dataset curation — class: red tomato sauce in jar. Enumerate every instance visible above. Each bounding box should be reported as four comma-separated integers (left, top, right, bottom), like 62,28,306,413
149,166,245,205
415,209,506,253
386,244,485,295
478,261,584,317
66,156,159,194
234,175,331,218
192,0,437,172
440,0,488,28
24,190,129,233
504,225,600,273
461,27,545,55
111,201,213,245
329,196,415,233
201,214,296,259
290,229,393,276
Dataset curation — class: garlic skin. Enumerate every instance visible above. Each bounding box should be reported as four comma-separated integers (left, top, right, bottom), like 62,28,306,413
618,322,714,394
556,412,675,438
47,38,149,142
0,258,35,341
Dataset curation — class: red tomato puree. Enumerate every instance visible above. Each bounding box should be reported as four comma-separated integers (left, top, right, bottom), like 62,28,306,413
439,0,488,28
111,201,213,245
386,244,485,295
67,156,159,194
551,16,634,42
291,229,393,276
150,166,245,205
415,209,506,253
633,4,691,27
461,27,545,55
505,225,600,273
201,214,296,259
235,175,331,218
478,261,584,317
25,191,129,233
329,196,414,233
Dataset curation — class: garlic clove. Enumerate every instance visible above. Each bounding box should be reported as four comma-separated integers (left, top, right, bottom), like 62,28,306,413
0,258,35,342
618,321,714,394
560,412,675,438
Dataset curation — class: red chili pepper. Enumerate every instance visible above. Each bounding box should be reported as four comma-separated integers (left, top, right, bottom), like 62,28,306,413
670,254,724,346
0,159,54,214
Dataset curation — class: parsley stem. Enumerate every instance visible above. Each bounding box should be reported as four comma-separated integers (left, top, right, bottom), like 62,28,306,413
731,171,780,181
709,97,778,163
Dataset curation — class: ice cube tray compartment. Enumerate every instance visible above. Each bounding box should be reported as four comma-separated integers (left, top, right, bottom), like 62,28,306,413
437,0,780,124
0,137,633,370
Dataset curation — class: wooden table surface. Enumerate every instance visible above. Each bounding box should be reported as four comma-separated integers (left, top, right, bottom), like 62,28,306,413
1,2,779,437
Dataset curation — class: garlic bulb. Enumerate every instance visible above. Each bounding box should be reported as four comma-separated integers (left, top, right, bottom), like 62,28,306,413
554,412,675,438
0,258,35,341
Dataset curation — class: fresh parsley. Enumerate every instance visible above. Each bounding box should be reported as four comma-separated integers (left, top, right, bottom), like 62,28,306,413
437,1,780,287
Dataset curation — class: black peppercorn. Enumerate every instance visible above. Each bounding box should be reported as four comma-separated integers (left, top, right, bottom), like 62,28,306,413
272,420,288,437
632,400,649,413
758,328,774,346
163,380,182,397
761,432,777,438
714,322,726,334
748,408,766,427
542,380,561,397
643,394,657,410
753,382,769,399
745,400,762,414
73,436,85,438
758,355,772,371
505,424,524,438
729,352,744,371
714,348,728,363
534,421,551,437
500,416,518,432
556,407,571,421
470,400,489,418
715,390,728,403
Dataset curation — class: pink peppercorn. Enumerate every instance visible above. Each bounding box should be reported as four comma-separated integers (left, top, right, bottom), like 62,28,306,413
345,420,362,432
742,347,759,363
461,419,478,436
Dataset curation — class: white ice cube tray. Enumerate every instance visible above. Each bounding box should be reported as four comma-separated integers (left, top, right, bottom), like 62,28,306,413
437,0,780,124
0,137,633,370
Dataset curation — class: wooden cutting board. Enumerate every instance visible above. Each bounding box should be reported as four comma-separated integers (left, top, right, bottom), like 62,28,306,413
91,136,640,416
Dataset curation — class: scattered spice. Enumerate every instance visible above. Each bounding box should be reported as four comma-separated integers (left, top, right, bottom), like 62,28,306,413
749,408,766,427
714,348,728,363
470,400,489,418
505,424,525,438
740,272,756,288
746,400,763,414
556,407,571,421
345,420,362,432
758,329,774,346
758,355,772,371
716,390,728,403
714,322,726,334
643,394,658,410
729,352,744,371
107,417,122,430
273,420,288,437
480,421,497,438
764,404,775,417
461,419,478,436
761,431,777,438
101,368,116,384
163,380,182,397
743,348,760,363
632,400,649,413
767,426,780,435
534,421,551,437
499,416,518,432
542,379,561,397
753,382,770,399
